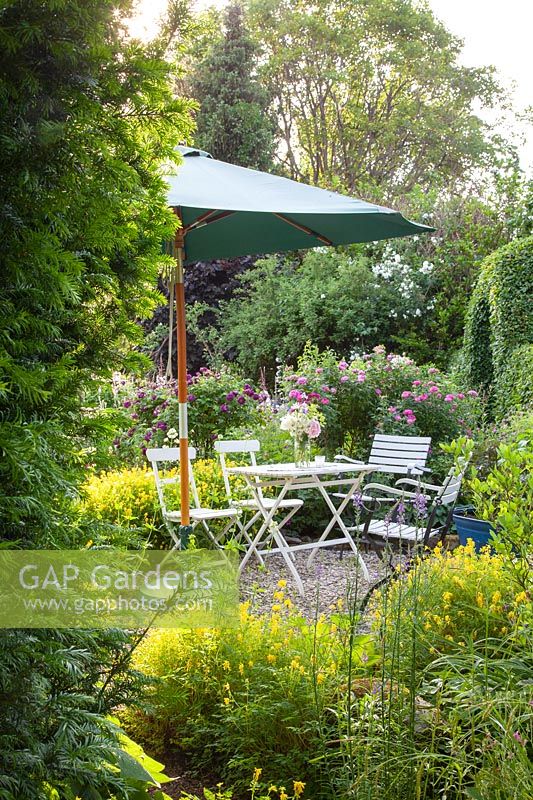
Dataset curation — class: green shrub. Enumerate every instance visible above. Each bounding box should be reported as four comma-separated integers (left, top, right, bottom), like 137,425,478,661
462,236,533,417
493,343,533,417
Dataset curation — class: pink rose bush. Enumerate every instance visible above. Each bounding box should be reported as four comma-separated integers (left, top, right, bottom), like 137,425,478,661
280,344,482,465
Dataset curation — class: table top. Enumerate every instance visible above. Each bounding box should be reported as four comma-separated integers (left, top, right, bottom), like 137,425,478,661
226,461,375,479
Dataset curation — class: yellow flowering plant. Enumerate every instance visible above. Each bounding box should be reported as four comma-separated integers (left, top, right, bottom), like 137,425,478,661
370,540,530,673
121,584,376,795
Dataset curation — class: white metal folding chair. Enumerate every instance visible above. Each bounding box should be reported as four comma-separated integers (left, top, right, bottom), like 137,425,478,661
215,439,303,563
334,434,432,502
146,446,239,550
350,463,468,549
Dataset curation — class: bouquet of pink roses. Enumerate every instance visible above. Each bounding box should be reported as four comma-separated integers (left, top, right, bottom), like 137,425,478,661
280,404,321,439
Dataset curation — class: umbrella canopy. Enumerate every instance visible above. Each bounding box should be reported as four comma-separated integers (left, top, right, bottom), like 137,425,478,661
167,146,432,264
164,146,433,536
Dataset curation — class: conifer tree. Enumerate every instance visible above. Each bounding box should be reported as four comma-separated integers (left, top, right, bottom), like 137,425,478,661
192,2,275,168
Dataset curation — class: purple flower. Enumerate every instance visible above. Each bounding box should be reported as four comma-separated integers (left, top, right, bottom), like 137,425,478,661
123,400,131,408
394,414,402,421
220,403,229,413
429,385,439,394
375,388,382,396
131,413,139,420
143,431,152,442
226,391,237,401
389,406,398,414
156,421,167,430
296,376,308,385
401,391,411,399
237,396,246,405
428,367,439,375
340,375,349,383
403,409,414,416
352,491,364,511
412,380,422,387
112,437,120,447
406,416,416,425
467,389,478,397
252,392,260,400
141,447,147,456
321,397,330,405
357,372,366,382
412,491,428,519
396,499,406,525
315,367,324,374
513,731,526,747
444,394,454,402
338,361,348,371
187,393,197,402
330,387,337,395
288,389,302,400
137,391,145,399
127,428,135,437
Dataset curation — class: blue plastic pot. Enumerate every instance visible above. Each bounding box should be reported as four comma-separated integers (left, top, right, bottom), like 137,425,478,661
452,506,497,553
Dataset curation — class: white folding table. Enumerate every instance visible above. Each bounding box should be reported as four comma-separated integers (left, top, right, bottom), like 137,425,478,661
226,461,375,595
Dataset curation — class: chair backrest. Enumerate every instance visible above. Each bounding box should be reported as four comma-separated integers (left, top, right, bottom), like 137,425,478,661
435,463,468,507
368,434,431,475
145,446,199,516
214,439,261,502
421,460,470,545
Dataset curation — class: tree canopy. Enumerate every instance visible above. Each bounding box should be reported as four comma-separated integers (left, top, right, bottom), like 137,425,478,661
247,0,503,199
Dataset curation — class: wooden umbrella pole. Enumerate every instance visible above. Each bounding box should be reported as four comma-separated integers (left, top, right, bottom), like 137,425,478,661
174,216,190,528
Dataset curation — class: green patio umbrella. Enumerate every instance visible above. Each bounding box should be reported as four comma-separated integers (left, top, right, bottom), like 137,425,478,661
165,146,432,537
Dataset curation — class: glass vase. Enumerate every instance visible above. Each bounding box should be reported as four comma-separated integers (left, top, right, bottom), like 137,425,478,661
293,435,311,468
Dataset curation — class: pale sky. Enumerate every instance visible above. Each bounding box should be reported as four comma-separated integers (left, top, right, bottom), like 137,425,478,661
129,0,533,170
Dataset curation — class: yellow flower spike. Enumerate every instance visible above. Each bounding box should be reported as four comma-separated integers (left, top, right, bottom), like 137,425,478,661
514,591,528,605
253,767,262,783
293,781,306,796
492,591,501,604
284,598,293,608
223,682,230,691
269,787,278,794
272,604,281,612
223,660,231,671
267,654,276,664
248,660,254,668
476,593,484,608
316,673,325,685
223,697,230,706
277,579,287,588
280,790,288,800
442,592,453,603
238,663,244,675
273,590,284,601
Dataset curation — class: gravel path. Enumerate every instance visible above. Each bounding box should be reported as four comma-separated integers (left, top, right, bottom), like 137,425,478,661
239,548,402,619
